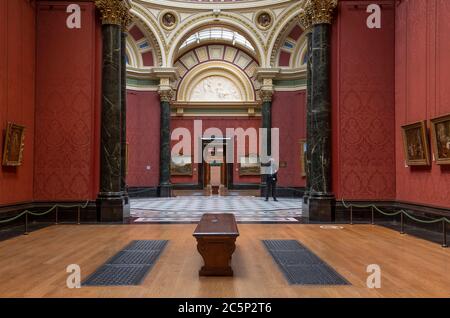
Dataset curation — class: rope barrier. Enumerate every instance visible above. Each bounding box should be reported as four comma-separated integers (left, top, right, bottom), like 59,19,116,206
0,201,90,225
341,198,449,248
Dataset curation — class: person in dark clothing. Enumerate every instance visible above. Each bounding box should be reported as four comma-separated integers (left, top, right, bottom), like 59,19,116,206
262,157,278,201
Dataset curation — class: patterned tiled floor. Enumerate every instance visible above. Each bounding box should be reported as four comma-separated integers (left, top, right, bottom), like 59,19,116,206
130,196,303,223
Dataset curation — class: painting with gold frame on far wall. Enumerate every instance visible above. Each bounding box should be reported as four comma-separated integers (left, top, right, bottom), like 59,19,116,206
171,154,193,176
401,120,430,166
239,154,260,176
430,114,450,165
2,122,26,167
299,139,306,177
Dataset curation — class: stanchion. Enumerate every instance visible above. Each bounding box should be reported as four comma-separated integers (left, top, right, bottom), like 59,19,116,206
24,213,29,235
400,213,405,234
77,206,81,225
350,206,353,225
442,220,448,248
55,207,58,225
371,206,374,225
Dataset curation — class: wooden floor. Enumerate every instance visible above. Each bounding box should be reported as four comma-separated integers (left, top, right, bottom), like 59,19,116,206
0,223,449,298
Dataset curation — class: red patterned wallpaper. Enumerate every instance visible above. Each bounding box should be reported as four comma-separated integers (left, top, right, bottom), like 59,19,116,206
126,90,161,187
34,2,101,201
272,90,306,187
331,1,396,200
395,0,450,208
0,0,36,205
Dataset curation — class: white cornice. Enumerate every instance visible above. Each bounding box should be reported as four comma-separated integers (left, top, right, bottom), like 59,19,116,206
134,0,294,10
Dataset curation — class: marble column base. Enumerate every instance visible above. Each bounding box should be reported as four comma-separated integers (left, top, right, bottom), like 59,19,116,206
96,193,130,223
158,184,172,197
308,193,335,222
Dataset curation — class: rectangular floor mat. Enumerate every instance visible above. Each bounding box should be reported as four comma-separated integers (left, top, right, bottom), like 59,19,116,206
82,240,168,286
262,240,350,285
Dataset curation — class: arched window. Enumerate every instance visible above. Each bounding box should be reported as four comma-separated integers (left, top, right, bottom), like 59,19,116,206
180,27,255,52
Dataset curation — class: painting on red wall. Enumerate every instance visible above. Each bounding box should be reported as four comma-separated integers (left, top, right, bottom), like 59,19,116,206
171,155,193,176
2,122,26,167
431,114,450,165
401,121,430,166
239,155,260,176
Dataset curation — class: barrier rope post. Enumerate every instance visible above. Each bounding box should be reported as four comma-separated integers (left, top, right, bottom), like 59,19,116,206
55,206,59,225
400,212,405,234
443,220,448,248
371,206,374,225
24,213,29,235
350,205,353,225
77,206,81,225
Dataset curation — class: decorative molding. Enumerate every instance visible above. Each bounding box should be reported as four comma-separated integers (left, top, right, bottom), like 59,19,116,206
158,88,175,102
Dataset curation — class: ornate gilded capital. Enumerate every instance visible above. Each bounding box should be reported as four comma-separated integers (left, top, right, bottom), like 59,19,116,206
298,6,313,31
260,89,273,102
158,89,174,103
95,0,131,26
304,0,338,25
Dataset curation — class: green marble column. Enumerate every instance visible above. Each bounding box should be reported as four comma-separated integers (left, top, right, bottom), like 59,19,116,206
96,23,126,222
260,92,272,196
304,31,313,207
158,90,172,197
308,23,335,222
95,0,131,222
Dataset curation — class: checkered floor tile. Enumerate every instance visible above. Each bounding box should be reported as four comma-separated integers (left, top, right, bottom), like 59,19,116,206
130,196,303,223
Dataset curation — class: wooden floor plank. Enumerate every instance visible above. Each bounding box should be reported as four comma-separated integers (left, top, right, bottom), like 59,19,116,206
0,224,449,298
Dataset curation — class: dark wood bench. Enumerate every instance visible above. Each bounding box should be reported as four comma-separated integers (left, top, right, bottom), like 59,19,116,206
193,213,239,276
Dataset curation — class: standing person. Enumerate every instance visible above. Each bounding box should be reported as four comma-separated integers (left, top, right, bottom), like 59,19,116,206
263,157,278,201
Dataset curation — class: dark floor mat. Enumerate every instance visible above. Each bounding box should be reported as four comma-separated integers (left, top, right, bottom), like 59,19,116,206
262,240,350,285
83,240,168,286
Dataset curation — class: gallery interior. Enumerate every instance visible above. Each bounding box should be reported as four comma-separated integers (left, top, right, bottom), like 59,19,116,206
0,0,449,298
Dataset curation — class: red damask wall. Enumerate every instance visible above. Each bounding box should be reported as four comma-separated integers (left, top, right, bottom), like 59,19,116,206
331,0,396,200
395,0,450,207
272,90,306,187
126,90,160,187
0,0,36,205
34,2,101,201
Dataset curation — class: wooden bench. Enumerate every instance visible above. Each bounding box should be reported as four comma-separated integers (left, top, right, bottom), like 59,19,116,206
193,213,239,276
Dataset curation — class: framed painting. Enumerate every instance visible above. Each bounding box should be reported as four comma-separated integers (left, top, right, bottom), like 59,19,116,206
239,154,260,176
430,114,450,165
171,155,193,176
401,121,430,166
2,122,26,167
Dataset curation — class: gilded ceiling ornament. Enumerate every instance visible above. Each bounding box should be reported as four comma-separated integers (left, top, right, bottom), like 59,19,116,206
160,11,179,31
255,10,274,30
305,0,338,25
95,0,131,26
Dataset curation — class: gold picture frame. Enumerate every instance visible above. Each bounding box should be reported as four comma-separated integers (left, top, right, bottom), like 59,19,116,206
430,114,450,165
299,139,306,177
171,155,193,176
239,154,260,176
2,122,26,167
401,120,430,166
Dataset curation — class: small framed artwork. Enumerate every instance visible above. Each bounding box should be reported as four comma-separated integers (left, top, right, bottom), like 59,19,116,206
2,122,26,167
171,155,193,176
299,139,306,177
401,121,430,166
239,154,260,176
430,114,450,165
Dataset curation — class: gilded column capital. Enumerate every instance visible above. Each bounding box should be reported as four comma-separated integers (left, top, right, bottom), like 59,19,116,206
95,0,131,26
298,5,313,31
304,0,338,26
260,89,274,103
158,89,174,103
